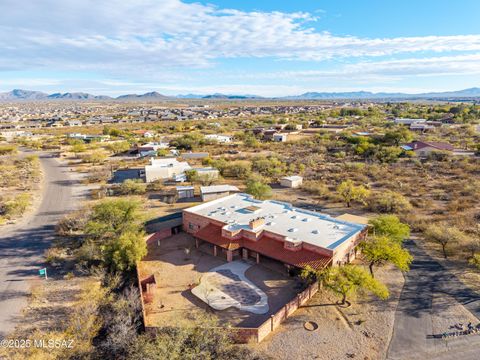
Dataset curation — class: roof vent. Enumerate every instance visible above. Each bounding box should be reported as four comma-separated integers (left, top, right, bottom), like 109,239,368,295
312,230,319,234
302,218,311,222
288,228,298,233
266,222,275,226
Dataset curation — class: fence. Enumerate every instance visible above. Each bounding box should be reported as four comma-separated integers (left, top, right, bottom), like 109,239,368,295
137,268,320,343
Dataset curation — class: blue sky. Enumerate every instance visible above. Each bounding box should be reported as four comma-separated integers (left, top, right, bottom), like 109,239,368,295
1,0,480,96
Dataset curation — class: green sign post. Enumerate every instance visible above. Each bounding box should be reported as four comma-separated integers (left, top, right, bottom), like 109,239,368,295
39,268,47,279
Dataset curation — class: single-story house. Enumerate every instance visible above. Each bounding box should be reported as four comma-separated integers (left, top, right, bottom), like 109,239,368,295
183,193,368,267
401,140,454,157
205,134,233,143
145,158,192,183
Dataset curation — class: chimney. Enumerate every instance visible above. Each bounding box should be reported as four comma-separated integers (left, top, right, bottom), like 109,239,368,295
249,217,265,229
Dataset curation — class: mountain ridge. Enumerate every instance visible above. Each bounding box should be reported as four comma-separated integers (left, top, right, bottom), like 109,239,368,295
1,88,480,101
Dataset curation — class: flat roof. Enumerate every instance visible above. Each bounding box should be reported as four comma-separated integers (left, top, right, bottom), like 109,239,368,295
281,175,303,181
185,193,366,251
200,185,239,194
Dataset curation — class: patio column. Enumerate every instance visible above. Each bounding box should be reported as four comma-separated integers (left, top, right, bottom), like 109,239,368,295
213,245,217,257
227,250,233,262
256,253,260,264
195,238,199,248
242,248,248,260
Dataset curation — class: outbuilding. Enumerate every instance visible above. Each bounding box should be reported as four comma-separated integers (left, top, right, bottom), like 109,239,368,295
280,176,303,188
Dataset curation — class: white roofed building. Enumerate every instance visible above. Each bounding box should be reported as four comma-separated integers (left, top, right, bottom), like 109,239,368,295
183,193,368,268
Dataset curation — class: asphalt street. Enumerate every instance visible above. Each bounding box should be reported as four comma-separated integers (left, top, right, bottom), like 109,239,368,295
0,153,83,338
387,240,480,359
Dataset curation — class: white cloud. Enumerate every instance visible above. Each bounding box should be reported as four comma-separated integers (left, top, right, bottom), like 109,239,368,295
1,0,480,77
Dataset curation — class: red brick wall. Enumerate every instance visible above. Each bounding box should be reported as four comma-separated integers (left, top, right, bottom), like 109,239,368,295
146,229,172,245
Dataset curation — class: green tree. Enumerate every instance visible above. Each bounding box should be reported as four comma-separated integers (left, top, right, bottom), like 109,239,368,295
245,177,272,200
85,199,143,241
369,215,410,243
336,180,370,207
384,128,413,146
106,141,130,155
322,265,389,305
361,236,413,277
425,223,467,259
117,179,146,195
103,230,147,271
185,169,199,183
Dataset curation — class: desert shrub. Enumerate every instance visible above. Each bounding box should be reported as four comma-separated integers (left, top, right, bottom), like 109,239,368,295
146,180,164,192
85,169,111,184
81,150,108,164
302,180,330,198
56,210,90,236
2,193,31,218
368,190,412,213
0,144,17,155
115,179,146,195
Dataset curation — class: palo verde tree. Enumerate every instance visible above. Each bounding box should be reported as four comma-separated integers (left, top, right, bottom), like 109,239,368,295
336,180,370,208
82,198,147,272
245,176,272,200
425,222,468,259
369,214,410,243
321,265,389,306
360,236,413,277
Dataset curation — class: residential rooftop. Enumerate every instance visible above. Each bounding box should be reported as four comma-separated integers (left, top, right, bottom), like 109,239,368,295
184,193,366,251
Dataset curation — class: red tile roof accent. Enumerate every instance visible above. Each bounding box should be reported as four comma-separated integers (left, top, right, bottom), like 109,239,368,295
195,224,241,250
244,235,331,271
194,224,331,270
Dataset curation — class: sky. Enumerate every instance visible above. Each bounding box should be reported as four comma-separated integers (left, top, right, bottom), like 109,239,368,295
1,0,480,96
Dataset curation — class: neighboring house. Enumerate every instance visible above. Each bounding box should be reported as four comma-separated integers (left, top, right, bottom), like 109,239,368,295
401,141,454,157
394,118,426,125
145,158,192,183
183,193,368,267
66,120,83,127
137,142,169,153
68,133,110,143
280,176,303,188
176,186,195,199
133,130,156,138
409,123,435,131
205,134,233,143
200,185,240,202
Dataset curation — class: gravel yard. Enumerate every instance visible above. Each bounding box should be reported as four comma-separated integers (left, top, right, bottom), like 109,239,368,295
254,265,404,360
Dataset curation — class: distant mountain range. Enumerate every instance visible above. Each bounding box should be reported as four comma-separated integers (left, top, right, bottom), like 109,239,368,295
1,88,480,101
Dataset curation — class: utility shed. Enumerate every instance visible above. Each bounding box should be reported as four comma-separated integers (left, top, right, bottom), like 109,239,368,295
176,186,195,199
200,185,240,202
280,176,303,188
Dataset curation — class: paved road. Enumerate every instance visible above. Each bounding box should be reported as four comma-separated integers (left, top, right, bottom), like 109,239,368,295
387,240,480,359
0,153,84,338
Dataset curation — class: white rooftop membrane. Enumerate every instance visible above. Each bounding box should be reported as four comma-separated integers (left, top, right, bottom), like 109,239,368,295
185,193,366,250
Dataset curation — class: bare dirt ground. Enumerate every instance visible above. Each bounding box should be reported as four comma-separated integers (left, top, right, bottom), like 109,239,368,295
254,265,404,360
138,233,301,329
